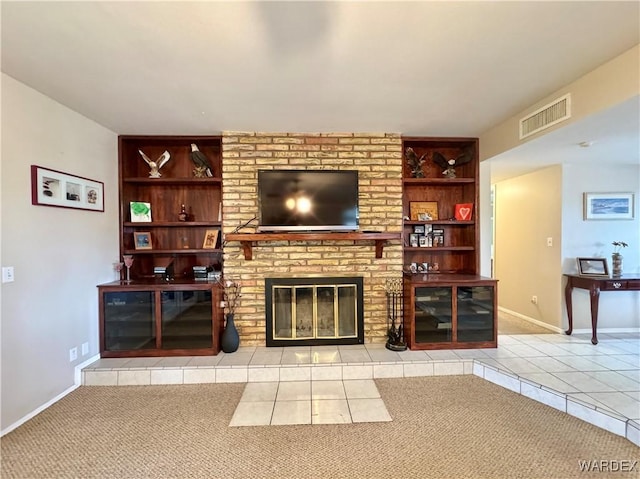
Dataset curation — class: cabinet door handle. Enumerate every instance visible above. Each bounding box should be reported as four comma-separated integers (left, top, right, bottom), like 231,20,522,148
612,282,622,289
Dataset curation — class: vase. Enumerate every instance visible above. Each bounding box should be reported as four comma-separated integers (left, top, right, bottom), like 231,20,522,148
221,314,239,353
612,253,623,277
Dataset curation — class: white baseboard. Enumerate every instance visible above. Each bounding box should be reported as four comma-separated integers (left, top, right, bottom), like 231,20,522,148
498,307,640,335
1,354,100,437
498,307,563,334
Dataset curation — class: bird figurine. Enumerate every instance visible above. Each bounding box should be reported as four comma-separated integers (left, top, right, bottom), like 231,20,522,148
405,147,427,178
139,149,170,178
190,144,213,178
432,147,473,178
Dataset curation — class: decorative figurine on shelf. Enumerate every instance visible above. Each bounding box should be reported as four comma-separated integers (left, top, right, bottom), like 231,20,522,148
178,204,189,222
190,144,214,178
405,147,427,178
432,147,473,178
139,149,170,178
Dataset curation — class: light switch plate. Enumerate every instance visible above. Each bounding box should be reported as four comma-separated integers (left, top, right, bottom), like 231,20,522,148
2,267,15,283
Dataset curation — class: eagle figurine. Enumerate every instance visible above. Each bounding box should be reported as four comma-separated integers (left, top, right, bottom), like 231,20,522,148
190,144,214,177
139,149,170,178
405,147,427,178
432,147,473,178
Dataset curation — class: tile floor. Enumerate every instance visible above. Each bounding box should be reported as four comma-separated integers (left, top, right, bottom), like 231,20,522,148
83,331,640,445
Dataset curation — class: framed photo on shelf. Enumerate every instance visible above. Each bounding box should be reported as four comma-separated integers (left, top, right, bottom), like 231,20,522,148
130,202,152,222
413,224,426,234
576,257,609,276
30,165,104,212
202,229,219,249
409,233,419,248
418,236,428,247
133,232,153,250
409,201,438,221
583,192,634,220
432,228,445,247
454,203,473,221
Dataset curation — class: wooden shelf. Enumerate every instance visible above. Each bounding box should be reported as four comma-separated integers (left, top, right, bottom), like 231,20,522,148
404,220,475,226
403,178,475,185
123,248,222,255
404,246,475,252
123,177,222,185
124,221,222,227
225,232,401,260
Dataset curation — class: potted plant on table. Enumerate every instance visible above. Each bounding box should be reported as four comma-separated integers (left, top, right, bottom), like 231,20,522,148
611,241,628,277
219,277,241,353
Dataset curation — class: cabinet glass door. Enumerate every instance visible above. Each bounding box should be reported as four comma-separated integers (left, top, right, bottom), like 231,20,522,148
456,286,494,342
104,291,155,351
161,290,213,349
414,287,452,343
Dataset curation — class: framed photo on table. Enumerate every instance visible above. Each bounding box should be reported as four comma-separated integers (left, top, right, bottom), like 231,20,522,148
31,165,104,212
577,257,609,276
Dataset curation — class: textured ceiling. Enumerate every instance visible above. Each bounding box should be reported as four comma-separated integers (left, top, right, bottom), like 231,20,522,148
2,1,639,180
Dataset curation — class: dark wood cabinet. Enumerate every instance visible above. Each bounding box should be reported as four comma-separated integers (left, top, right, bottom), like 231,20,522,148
118,135,223,280
401,137,497,349
98,280,224,357
403,274,497,349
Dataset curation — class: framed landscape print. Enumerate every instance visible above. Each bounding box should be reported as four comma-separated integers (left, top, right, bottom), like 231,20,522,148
409,201,438,221
583,192,634,220
577,257,609,276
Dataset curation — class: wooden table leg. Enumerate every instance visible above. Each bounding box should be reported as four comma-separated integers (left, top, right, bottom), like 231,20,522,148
589,284,600,345
564,279,573,336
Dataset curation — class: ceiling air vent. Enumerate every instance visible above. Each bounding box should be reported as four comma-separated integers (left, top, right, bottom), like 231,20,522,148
519,93,571,139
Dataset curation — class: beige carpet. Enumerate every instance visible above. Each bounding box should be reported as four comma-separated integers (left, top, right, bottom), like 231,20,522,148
1,376,637,479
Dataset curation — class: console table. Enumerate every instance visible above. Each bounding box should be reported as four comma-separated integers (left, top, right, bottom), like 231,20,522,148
564,274,640,345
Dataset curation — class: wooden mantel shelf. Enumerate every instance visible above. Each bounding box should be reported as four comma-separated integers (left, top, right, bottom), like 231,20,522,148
225,232,401,260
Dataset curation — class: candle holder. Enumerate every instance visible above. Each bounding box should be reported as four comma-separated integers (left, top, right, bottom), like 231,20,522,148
123,255,134,283
385,278,407,351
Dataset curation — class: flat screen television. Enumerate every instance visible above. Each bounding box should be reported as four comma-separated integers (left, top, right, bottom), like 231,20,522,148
257,169,359,232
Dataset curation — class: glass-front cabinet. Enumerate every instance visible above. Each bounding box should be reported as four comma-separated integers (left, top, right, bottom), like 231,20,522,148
99,280,223,357
404,274,497,349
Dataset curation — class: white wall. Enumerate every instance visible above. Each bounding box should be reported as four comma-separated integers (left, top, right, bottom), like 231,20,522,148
561,163,640,330
1,74,119,432
494,166,563,328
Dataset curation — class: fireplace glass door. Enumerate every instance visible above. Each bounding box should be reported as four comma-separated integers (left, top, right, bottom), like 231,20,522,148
269,278,362,346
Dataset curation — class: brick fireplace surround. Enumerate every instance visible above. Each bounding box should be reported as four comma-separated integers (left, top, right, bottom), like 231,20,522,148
222,132,403,346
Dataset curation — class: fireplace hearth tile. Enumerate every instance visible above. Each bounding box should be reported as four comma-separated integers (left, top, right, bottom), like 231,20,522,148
241,382,279,402
340,349,372,363
250,351,283,365
281,351,311,365
342,365,374,380
312,399,351,424
312,380,347,400
311,365,342,381
311,351,341,364
272,400,311,425
348,398,392,423
343,379,380,399
218,353,253,366
280,366,312,382
248,367,280,383
277,381,312,401
229,401,274,427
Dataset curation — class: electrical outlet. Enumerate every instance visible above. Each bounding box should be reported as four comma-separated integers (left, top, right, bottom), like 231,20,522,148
546,237,553,247
69,347,78,362
2,267,15,283
81,342,89,356
531,295,538,305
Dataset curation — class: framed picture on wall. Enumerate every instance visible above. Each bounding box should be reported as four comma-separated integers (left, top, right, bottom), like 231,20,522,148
583,192,634,220
133,232,153,250
31,165,104,212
